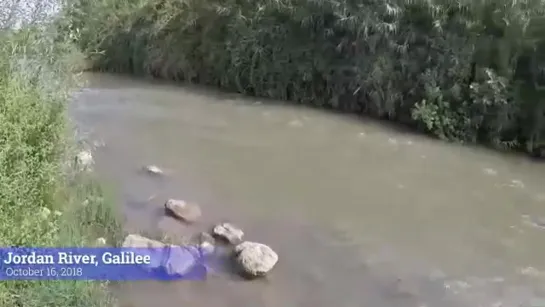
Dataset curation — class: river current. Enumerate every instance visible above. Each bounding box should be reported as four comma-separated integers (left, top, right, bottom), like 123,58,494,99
71,72,545,307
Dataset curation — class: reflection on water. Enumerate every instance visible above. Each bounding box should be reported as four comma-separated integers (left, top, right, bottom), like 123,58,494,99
71,73,545,307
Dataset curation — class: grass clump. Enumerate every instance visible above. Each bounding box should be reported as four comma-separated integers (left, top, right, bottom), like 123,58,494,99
63,0,545,155
0,3,122,307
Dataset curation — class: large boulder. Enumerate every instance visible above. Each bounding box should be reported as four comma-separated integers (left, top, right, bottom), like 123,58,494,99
234,241,278,277
164,199,202,222
213,223,244,244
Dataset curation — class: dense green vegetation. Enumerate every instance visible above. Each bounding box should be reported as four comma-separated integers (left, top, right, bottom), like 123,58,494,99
62,0,545,155
0,2,122,306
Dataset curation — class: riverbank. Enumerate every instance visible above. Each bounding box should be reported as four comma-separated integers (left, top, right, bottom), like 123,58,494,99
62,0,545,157
0,17,121,307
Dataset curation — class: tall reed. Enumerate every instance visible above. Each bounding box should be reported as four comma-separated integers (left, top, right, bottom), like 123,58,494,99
0,1,122,306
63,0,545,155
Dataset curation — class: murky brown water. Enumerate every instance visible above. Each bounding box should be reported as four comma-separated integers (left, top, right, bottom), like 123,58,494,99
71,72,545,307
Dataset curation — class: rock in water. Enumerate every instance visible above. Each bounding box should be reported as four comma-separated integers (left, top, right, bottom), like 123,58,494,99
121,234,167,270
144,165,163,175
213,223,244,244
234,241,278,277
164,199,202,222
75,150,93,170
122,234,166,248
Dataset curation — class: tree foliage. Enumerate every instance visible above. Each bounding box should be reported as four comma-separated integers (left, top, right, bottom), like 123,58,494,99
62,0,545,154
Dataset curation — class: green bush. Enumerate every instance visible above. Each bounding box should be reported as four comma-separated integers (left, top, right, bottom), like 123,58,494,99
0,3,122,307
63,0,545,154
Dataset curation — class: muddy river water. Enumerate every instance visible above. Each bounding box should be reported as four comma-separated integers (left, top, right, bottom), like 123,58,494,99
70,72,545,307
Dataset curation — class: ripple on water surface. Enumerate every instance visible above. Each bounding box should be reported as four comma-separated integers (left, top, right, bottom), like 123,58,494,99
74,73,545,307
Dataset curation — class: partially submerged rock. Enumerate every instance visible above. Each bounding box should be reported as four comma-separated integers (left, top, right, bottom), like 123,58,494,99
122,234,166,248
75,150,93,170
144,165,164,175
234,241,278,277
213,223,244,244
122,234,167,270
164,199,202,223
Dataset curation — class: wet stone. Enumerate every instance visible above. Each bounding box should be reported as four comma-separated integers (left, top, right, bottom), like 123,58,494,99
144,165,163,175
164,199,202,223
213,223,244,244
122,234,166,249
234,241,278,277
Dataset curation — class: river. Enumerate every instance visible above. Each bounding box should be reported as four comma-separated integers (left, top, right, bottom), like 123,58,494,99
70,72,545,307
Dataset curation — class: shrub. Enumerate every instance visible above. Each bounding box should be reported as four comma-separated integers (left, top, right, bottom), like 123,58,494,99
63,0,545,154
0,2,122,306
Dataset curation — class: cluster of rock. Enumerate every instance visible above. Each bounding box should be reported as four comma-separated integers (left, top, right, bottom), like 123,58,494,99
126,165,278,279
160,197,278,278
122,200,278,278
75,154,279,279
211,222,278,277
